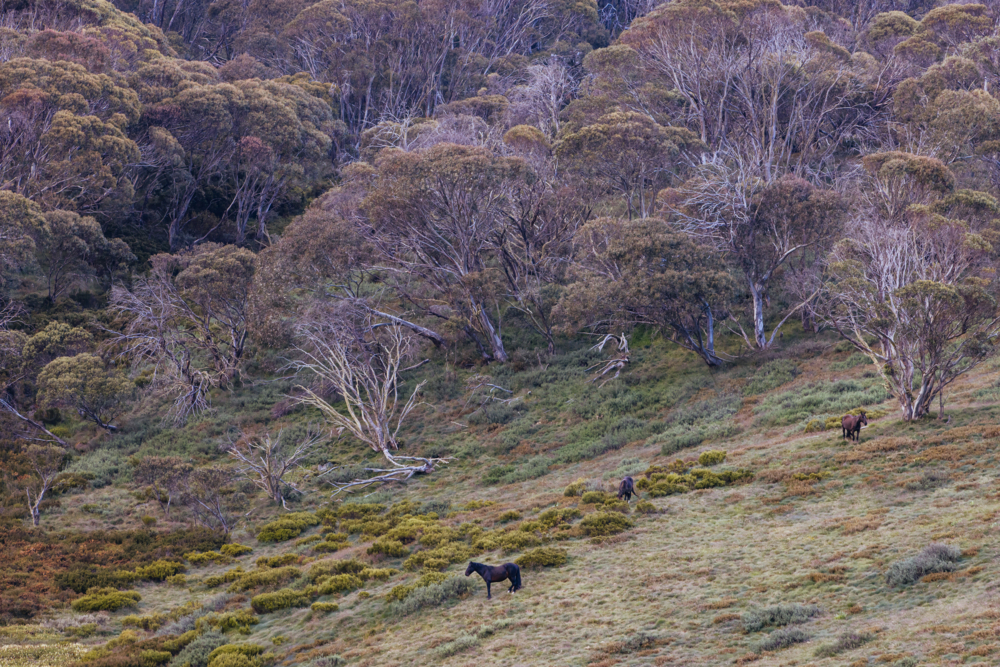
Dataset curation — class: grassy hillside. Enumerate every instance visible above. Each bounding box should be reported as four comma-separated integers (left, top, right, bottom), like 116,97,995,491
4,327,1000,667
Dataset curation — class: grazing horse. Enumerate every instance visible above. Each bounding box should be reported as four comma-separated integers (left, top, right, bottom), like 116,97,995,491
842,410,868,442
618,476,639,502
465,561,521,599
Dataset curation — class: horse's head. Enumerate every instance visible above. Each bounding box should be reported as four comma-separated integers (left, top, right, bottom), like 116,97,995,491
859,410,868,425
465,562,474,576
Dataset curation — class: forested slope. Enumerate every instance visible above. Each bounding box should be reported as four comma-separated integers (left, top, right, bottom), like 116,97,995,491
4,0,1000,665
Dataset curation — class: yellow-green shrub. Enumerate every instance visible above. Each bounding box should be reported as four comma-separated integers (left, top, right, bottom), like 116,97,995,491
226,567,300,593
825,416,843,430
359,567,397,581
72,587,141,612
698,450,726,466
579,512,634,537
537,508,582,529
316,574,363,595
368,537,408,557
207,644,264,667
122,612,168,631
498,510,522,522
499,531,541,554
635,500,658,514
166,574,187,586
208,654,258,667
418,524,459,548
256,553,299,568
515,547,568,569
580,490,612,505
804,419,825,433
385,571,449,602
309,559,366,581
220,544,253,557
205,567,245,588
196,609,259,633
250,588,310,613
186,551,232,566
312,538,349,553
256,512,319,542
311,602,339,613
463,500,497,510
403,543,474,571
139,649,172,665
563,479,586,496
134,560,186,581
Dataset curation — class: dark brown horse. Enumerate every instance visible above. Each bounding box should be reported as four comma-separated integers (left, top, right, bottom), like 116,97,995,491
842,410,868,441
465,561,521,599
618,476,639,502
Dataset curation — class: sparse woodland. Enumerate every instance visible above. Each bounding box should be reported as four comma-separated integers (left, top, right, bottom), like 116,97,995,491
3,0,1000,665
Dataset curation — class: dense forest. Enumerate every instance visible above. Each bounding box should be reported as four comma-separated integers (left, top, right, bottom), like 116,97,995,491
4,0,1000,664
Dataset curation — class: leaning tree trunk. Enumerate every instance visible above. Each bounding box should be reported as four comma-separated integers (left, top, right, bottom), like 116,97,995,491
749,282,767,350
471,296,508,362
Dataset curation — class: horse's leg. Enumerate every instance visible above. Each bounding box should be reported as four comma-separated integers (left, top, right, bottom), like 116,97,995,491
486,580,491,599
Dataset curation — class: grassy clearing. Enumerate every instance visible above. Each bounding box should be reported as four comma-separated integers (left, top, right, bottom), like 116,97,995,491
5,330,1000,666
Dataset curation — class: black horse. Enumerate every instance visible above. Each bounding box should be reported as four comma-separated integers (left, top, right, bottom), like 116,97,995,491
465,561,521,599
618,476,639,502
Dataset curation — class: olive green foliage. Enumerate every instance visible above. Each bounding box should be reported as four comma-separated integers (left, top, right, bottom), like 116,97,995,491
385,572,449,602
359,568,397,581
256,512,319,542
220,544,253,557
308,559,367,581
206,644,264,667
316,574,363,595
498,509,522,522
515,547,569,568
195,610,260,634
579,512,634,537
403,542,474,571
166,630,227,667
72,587,142,612
697,450,726,466
186,551,233,566
310,602,339,613
385,577,476,615
255,554,299,568
580,490,613,504
367,537,409,557
134,560,186,581
563,479,586,496
204,568,246,589
754,627,809,653
886,544,961,586
250,588,310,613
226,567,301,593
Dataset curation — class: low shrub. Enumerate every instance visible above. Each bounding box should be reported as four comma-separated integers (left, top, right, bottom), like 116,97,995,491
166,574,187,586
804,419,824,433
635,500,658,514
498,510,522,523
743,360,798,396
250,588,310,614
579,512,634,537
367,537,408,557
814,630,874,657
220,544,253,557
385,572,449,603
72,587,142,612
580,490,613,505
140,649,173,665
358,567,397,581
256,554,299,568
515,547,568,569
404,542,474,570
206,644,264,667
742,603,820,633
186,551,233,566
755,627,809,653
56,567,138,594
208,655,258,667
311,602,339,613
463,500,498,510
697,450,726,466
537,508,582,529
309,559,366,581
135,560,185,581
385,577,476,616
169,630,227,667
886,544,961,586
256,512,319,542
122,612,168,631
316,574,363,595
204,567,245,588
226,567,300,593
195,610,259,634
563,479,586,497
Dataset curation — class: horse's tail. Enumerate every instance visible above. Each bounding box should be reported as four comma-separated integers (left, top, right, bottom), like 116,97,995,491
510,563,522,591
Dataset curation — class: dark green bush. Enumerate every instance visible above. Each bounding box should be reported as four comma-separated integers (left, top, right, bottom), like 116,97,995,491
579,512,634,537
742,603,820,633
72,587,142,612
515,547,568,569
886,544,961,586
250,588,309,613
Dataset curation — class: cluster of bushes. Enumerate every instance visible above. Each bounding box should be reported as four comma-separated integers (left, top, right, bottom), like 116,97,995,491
221,544,253,557
72,587,142,612
515,547,568,569
67,628,202,667
316,574,363,595
195,609,260,634
635,461,752,497
310,602,339,613
256,554,299,568
187,551,234,566
256,513,320,542
250,589,310,613
754,627,809,653
206,644,268,667
886,544,962,586
579,512,634,537
814,630,874,658
403,542,474,571
222,567,301,593
755,380,888,427
385,572,449,603
134,560,186,581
